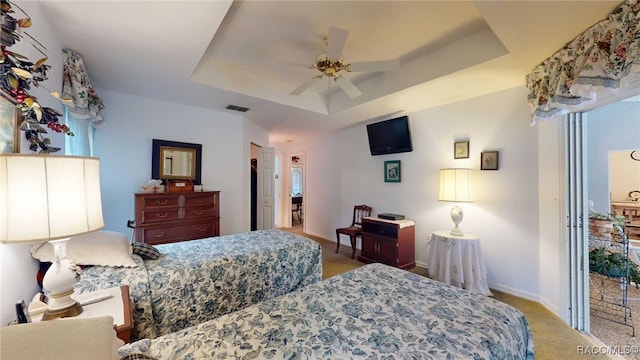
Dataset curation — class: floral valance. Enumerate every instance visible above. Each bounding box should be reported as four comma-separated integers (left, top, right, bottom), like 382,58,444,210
526,0,640,125
62,48,105,127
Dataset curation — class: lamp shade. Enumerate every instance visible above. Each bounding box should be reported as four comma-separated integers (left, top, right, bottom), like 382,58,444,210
439,168,473,202
0,154,104,243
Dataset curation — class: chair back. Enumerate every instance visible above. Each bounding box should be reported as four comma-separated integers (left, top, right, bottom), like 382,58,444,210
352,205,372,228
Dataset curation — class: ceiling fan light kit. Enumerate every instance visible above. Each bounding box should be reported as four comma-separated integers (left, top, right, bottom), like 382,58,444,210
279,26,400,99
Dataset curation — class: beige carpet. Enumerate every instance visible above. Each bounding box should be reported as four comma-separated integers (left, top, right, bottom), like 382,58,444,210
285,227,610,360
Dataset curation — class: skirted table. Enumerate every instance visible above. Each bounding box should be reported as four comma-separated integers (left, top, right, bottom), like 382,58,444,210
427,230,492,296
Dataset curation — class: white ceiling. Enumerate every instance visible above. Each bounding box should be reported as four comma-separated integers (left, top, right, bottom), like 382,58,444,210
38,0,620,143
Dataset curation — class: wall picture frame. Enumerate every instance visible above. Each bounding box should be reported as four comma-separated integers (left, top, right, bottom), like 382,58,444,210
481,151,499,170
454,140,469,159
0,90,20,153
384,160,401,182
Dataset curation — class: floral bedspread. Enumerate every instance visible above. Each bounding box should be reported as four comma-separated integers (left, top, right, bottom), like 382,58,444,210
76,229,322,341
119,263,534,359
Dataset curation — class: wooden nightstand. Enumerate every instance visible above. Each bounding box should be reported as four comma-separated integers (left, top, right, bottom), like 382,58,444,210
32,285,133,343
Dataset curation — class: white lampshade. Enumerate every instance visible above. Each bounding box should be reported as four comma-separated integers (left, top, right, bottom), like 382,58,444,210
439,168,472,236
439,168,473,202
1,154,104,320
0,154,104,243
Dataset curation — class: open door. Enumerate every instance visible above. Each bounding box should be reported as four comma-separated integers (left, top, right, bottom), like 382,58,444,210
257,147,275,230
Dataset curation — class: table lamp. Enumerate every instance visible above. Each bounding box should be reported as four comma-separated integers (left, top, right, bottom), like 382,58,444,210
439,168,473,236
0,154,104,320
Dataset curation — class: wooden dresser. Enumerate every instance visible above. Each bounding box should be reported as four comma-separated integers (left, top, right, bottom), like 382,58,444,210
134,191,220,245
358,216,415,269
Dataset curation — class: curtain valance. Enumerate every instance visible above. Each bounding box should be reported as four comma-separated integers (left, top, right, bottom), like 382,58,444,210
526,1,640,125
62,49,105,127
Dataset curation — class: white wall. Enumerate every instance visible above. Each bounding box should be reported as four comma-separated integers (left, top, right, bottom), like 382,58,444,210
536,118,565,318
273,86,541,299
0,1,64,326
94,89,267,236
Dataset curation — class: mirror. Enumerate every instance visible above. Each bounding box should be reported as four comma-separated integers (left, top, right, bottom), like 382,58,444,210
152,139,202,184
160,146,196,179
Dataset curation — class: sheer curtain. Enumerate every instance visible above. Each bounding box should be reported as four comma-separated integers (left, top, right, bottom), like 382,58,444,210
62,49,104,156
526,0,640,125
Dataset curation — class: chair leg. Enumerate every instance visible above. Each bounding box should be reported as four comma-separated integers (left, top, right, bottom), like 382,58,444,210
336,231,340,253
350,235,356,259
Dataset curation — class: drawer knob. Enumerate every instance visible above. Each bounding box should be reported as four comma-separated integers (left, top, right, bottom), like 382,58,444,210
194,210,205,215
199,227,208,232
156,212,169,218
155,200,168,205
194,199,204,203
154,232,165,238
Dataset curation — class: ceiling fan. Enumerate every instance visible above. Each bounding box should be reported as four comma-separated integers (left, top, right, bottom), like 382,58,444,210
271,27,400,99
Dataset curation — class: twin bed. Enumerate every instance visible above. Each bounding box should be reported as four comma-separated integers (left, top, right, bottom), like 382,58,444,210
72,229,322,341
118,263,534,359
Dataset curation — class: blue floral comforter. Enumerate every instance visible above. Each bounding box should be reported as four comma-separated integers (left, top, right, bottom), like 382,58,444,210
119,263,534,359
75,229,322,341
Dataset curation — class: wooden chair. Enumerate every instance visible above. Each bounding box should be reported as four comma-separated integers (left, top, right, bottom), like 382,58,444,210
336,205,372,259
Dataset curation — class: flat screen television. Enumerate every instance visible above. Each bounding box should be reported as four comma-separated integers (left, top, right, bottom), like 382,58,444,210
366,115,413,156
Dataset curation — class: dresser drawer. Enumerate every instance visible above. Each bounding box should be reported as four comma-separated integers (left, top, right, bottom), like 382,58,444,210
184,206,217,219
184,193,216,207
140,208,181,224
141,221,215,245
139,195,182,209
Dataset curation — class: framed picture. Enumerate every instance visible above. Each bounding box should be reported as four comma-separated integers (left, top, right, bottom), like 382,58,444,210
384,160,401,182
454,140,469,159
481,151,499,170
0,90,20,153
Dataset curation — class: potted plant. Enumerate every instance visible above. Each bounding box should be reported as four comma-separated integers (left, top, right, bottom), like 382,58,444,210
588,211,625,239
589,247,640,287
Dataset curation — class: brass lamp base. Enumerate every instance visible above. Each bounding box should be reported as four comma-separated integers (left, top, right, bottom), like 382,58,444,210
41,301,83,321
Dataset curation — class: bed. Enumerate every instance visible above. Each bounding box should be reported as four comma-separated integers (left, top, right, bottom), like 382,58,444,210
47,229,322,342
118,263,534,359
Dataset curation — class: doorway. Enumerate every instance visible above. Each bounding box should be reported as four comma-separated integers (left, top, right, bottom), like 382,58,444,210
579,98,640,348
289,152,305,230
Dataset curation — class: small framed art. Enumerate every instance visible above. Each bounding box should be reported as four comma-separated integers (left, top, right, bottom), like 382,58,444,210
481,151,499,170
384,160,401,182
454,140,469,159
0,90,20,153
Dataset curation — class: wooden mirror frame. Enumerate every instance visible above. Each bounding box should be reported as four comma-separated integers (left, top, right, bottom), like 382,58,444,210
152,139,202,185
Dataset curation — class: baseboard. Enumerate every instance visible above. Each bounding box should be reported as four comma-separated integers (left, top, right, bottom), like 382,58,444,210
487,282,541,303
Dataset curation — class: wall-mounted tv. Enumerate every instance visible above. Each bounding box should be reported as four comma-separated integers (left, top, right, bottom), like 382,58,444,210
366,115,413,156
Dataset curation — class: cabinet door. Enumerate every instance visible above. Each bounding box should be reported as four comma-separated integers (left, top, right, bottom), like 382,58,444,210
361,234,397,266
378,238,398,265
361,235,378,258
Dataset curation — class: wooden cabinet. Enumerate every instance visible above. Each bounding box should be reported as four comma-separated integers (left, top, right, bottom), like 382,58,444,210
134,191,219,245
358,217,415,269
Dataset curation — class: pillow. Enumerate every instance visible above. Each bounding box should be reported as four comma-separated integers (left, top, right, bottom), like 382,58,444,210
132,242,161,260
30,230,137,267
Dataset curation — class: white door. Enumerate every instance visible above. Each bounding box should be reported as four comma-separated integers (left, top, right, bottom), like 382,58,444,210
257,147,275,229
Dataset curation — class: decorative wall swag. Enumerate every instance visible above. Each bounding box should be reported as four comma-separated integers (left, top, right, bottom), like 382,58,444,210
0,0,72,152
62,48,104,127
526,0,640,125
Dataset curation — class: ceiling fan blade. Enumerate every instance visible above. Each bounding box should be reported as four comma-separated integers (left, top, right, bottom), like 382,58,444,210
263,58,312,69
290,76,321,96
335,76,362,99
326,27,348,59
348,59,400,72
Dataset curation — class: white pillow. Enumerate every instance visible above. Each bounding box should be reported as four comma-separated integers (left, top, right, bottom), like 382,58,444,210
30,230,137,267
